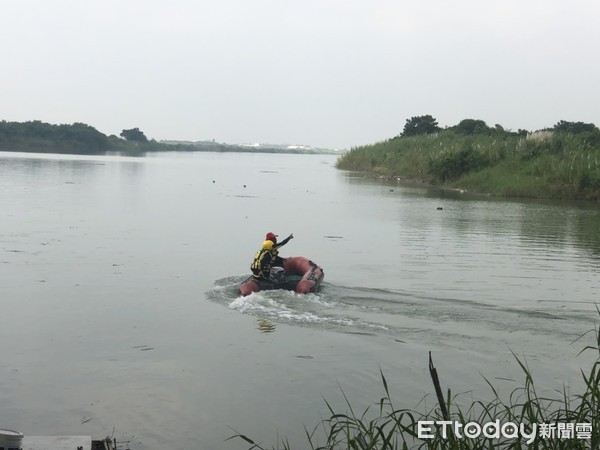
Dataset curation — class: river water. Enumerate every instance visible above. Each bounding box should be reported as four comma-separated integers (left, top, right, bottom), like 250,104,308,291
1,151,599,449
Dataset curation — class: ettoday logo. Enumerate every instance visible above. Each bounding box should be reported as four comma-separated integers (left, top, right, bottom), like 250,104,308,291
418,421,592,444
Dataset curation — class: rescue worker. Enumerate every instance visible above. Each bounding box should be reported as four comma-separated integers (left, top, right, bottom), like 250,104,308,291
251,240,276,280
265,231,294,267
250,232,294,281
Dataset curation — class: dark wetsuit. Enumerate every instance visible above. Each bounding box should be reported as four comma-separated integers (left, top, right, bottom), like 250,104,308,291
271,235,293,267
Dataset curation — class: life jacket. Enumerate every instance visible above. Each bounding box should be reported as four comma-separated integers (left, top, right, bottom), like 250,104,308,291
251,249,273,277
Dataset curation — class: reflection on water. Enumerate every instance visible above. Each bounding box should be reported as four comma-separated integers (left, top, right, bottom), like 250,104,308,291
257,319,276,333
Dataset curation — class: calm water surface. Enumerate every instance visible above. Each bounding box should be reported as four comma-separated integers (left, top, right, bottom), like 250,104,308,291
1,151,599,449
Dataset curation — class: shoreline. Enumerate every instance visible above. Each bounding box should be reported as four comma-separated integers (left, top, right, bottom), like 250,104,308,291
350,169,600,205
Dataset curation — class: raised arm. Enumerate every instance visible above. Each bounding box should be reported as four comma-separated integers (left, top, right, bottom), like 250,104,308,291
274,233,294,249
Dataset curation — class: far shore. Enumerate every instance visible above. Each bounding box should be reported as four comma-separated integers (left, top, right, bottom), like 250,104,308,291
336,124,600,203
0,120,338,156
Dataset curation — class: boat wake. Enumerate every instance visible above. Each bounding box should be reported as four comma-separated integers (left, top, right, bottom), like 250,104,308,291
206,276,595,343
206,276,390,334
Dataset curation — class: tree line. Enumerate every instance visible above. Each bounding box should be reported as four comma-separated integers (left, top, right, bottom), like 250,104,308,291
0,120,152,154
0,120,332,155
400,115,599,139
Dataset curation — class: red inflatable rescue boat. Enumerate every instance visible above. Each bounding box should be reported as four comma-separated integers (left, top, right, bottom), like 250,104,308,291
239,256,324,296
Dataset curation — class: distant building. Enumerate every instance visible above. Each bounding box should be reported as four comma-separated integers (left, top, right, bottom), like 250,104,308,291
238,143,260,148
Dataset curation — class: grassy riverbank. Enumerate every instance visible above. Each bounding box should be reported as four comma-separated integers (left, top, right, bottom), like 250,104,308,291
336,127,600,201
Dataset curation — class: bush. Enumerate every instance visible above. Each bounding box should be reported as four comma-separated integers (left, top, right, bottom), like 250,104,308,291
452,119,491,135
428,147,489,182
553,120,598,134
401,115,442,137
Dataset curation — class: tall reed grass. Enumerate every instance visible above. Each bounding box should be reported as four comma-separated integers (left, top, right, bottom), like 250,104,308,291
336,131,600,201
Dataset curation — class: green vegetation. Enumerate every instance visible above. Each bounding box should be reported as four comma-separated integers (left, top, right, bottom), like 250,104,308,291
336,116,600,201
120,127,148,142
402,115,442,137
0,120,185,154
0,120,111,153
0,120,335,155
232,313,600,449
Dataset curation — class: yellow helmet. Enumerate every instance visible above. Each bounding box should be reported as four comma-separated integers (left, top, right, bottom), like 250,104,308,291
262,240,273,250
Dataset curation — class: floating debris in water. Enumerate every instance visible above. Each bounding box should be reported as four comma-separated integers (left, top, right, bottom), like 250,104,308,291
294,355,314,359
437,207,443,210
133,345,154,351
324,235,343,239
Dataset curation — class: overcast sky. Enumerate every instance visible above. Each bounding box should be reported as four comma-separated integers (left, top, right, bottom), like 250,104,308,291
2,1,599,149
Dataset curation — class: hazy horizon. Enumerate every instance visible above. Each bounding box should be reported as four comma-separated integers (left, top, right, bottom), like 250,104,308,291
2,1,599,149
